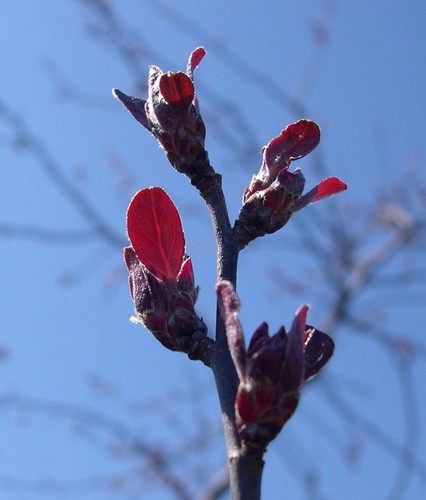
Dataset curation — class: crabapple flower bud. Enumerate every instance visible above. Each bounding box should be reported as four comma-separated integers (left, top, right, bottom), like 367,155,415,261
125,187,211,361
217,280,334,449
234,120,347,248
113,47,208,176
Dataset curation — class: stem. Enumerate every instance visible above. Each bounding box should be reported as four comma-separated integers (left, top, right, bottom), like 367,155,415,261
201,175,240,441
231,449,265,500
200,173,264,499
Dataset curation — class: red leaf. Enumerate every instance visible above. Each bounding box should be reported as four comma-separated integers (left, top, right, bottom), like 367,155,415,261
127,187,184,282
265,120,321,168
292,176,347,212
187,47,206,76
159,72,194,110
313,177,348,202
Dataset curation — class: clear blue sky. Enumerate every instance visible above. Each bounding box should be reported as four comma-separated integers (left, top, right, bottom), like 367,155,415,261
1,1,425,499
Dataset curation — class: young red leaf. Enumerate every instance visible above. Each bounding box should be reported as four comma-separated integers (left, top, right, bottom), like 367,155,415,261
264,120,321,169
127,187,185,282
159,72,195,110
312,176,348,202
292,176,348,212
187,47,206,77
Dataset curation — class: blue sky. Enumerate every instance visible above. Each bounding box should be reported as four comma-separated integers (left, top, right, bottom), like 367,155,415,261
1,1,426,499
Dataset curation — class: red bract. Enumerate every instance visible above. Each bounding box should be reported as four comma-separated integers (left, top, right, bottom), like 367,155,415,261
217,280,334,447
127,187,184,282
235,120,347,248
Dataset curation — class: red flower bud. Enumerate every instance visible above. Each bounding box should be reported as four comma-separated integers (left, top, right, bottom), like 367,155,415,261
113,48,207,175
235,120,347,248
217,281,334,448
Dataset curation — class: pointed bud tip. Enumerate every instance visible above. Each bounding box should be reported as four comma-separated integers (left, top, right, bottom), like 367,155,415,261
296,304,309,323
112,88,149,129
112,88,131,103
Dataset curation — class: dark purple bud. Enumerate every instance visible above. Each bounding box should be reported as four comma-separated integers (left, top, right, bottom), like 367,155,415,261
217,280,335,448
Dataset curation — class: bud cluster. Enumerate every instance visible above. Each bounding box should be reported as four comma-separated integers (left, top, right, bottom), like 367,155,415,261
124,187,211,362
113,48,215,191
234,120,347,248
217,281,334,449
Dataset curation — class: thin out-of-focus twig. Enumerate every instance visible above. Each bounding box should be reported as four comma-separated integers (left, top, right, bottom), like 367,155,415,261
0,98,124,249
0,392,193,500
